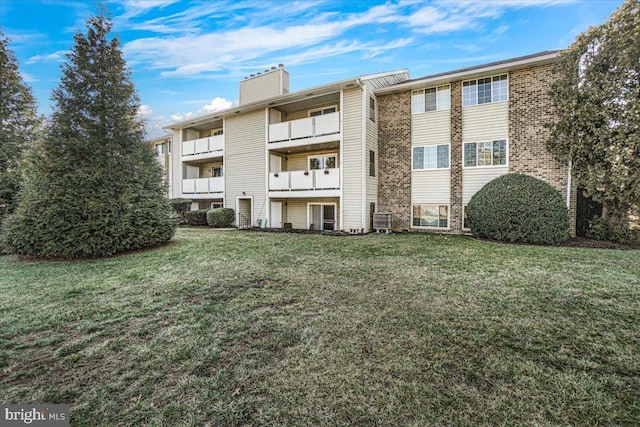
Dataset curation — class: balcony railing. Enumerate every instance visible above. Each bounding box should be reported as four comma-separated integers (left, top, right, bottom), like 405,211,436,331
268,112,339,143
182,177,224,194
182,135,224,157
268,168,340,191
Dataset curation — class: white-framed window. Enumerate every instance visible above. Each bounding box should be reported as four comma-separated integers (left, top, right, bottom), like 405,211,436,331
309,106,337,117
412,85,450,114
211,166,223,177
211,202,223,209
212,129,223,136
308,153,337,170
462,74,508,106
412,205,449,228
155,143,165,156
463,140,507,167
412,144,450,170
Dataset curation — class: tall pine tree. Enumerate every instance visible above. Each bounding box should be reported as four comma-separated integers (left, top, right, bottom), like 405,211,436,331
0,30,40,224
1,7,176,258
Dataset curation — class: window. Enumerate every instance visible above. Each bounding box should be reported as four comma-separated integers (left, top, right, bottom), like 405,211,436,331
412,145,449,169
462,74,508,106
369,150,375,177
212,129,223,136
412,205,448,228
308,153,337,170
155,143,165,156
211,166,223,177
411,85,450,114
463,140,507,167
369,97,376,122
309,106,337,117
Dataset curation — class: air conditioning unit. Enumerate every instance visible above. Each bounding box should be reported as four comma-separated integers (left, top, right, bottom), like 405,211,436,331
373,212,392,233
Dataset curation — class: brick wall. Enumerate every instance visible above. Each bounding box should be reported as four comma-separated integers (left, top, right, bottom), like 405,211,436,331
450,81,463,232
509,63,577,236
377,91,412,230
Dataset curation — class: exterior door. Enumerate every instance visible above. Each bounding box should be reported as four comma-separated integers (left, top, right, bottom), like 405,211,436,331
308,203,336,231
271,202,282,228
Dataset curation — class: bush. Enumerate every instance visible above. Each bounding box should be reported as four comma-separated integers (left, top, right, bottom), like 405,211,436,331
206,208,235,228
184,209,209,226
466,173,570,245
168,198,192,224
587,217,640,247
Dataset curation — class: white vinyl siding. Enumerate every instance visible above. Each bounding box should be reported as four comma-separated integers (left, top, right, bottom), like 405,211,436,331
341,87,364,230
462,166,509,204
239,68,287,105
462,101,508,142
412,109,450,146
412,170,450,205
224,110,266,221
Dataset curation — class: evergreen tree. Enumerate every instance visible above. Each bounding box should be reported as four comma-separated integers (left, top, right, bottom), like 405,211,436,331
548,0,640,225
0,30,40,223
1,7,176,258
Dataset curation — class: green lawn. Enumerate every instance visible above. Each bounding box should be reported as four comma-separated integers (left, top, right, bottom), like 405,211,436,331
1,229,639,426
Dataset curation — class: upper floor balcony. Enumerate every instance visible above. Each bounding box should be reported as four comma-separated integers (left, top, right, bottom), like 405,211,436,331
268,111,340,151
268,168,340,198
182,176,224,197
181,134,224,161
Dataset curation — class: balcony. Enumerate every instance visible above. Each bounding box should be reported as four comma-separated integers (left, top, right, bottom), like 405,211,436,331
268,112,340,150
182,177,224,195
268,168,340,198
182,135,224,161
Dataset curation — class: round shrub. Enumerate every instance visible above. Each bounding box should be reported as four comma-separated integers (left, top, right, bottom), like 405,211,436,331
206,208,235,228
184,209,209,226
466,173,570,244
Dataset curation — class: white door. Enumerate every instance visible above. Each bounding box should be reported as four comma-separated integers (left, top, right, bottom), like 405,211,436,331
270,154,282,173
271,202,282,228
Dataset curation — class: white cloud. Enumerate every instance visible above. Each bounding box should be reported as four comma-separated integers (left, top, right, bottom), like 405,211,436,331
170,111,193,122
200,97,234,113
20,72,39,83
26,50,68,64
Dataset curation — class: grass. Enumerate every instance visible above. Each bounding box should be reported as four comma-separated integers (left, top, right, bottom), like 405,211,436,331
1,228,639,426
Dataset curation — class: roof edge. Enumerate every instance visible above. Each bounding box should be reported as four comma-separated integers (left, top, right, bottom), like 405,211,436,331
376,50,562,95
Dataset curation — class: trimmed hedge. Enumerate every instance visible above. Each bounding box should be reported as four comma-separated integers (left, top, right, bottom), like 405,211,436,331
466,173,570,244
587,217,640,247
185,209,209,226
206,208,235,228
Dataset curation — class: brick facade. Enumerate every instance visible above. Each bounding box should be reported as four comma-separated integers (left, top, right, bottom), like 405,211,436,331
377,91,412,230
449,81,463,232
377,60,577,237
508,64,577,236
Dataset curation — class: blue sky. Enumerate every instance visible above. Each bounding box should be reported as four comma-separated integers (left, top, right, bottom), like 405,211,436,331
1,0,624,138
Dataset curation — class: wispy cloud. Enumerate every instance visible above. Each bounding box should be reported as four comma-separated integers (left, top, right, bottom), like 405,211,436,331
26,50,68,64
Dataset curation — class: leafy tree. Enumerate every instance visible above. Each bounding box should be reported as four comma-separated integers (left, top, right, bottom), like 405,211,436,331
0,30,40,223
548,0,639,225
1,7,175,258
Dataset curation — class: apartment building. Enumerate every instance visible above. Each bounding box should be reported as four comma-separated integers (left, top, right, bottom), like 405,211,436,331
149,134,171,197
164,65,409,231
376,50,576,236
161,51,576,235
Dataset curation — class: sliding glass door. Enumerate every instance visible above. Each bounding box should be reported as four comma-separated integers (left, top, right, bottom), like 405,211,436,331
308,203,336,231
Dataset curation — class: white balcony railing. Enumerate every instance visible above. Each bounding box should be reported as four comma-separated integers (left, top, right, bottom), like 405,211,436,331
268,168,340,191
182,135,224,156
268,112,339,143
182,177,224,194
